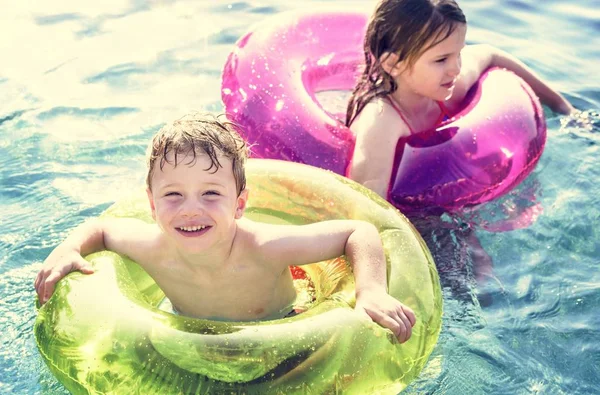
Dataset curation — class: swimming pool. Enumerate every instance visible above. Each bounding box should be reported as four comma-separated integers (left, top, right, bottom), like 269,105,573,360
0,0,598,393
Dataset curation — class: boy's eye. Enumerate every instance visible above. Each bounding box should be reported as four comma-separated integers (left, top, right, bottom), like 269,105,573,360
165,192,181,197
435,57,447,63
204,190,221,196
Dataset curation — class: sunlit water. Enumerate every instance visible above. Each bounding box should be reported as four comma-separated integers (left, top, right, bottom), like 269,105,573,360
1,1,598,394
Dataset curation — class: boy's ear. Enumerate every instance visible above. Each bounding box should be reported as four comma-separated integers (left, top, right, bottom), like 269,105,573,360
146,188,157,221
379,52,402,77
235,188,249,219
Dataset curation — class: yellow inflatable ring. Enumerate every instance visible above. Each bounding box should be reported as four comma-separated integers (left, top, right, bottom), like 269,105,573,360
35,159,442,394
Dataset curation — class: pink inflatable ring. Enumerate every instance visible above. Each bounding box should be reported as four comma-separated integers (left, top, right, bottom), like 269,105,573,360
221,11,547,212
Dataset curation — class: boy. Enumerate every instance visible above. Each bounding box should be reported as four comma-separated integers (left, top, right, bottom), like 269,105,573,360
34,113,416,343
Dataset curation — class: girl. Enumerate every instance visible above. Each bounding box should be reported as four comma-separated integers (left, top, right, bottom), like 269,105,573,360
346,0,573,198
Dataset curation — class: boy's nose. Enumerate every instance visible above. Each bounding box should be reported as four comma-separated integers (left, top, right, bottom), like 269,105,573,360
182,211,200,218
181,201,204,217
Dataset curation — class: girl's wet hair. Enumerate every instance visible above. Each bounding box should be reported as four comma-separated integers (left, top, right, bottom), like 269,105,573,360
345,0,466,126
146,113,248,195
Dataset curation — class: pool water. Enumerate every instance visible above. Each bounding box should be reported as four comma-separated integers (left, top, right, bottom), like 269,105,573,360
1,1,598,394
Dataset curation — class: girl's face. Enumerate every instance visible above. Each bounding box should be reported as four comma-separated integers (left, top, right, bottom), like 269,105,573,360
395,23,467,101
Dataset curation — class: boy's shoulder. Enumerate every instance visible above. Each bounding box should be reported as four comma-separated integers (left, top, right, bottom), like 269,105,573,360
228,219,279,268
103,217,166,257
235,218,274,244
234,219,301,253
105,217,161,234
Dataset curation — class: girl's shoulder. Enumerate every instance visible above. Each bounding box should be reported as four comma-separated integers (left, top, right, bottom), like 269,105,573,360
350,96,410,140
448,44,496,109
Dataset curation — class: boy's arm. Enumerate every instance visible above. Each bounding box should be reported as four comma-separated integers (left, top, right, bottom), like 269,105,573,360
260,220,416,343
343,221,416,343
457,44,574,114
35,218,159,304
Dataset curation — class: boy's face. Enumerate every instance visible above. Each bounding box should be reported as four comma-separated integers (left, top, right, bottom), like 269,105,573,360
146,150,248,254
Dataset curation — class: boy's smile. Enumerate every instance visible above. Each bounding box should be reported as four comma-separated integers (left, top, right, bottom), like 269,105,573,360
176,224,212,237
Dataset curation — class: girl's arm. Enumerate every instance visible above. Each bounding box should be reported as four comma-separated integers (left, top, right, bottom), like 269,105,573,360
455,44,573,114
348,100,409,198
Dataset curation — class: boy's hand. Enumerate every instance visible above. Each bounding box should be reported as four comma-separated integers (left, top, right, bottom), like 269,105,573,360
355,290,416,343
34,248,94,304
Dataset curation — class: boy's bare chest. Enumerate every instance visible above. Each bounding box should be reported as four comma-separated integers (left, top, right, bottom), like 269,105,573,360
147,259,295,320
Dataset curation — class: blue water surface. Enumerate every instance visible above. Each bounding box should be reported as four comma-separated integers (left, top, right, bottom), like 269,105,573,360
1,1,599,394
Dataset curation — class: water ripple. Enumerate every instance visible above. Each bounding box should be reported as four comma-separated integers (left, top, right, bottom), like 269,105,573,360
0,110,27,126
37,106,139,121
0,265,57,392
35,13,82,25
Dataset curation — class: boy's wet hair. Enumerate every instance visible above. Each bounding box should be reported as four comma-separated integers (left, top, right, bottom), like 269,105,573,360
146,113,248,195
346,0,466,126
